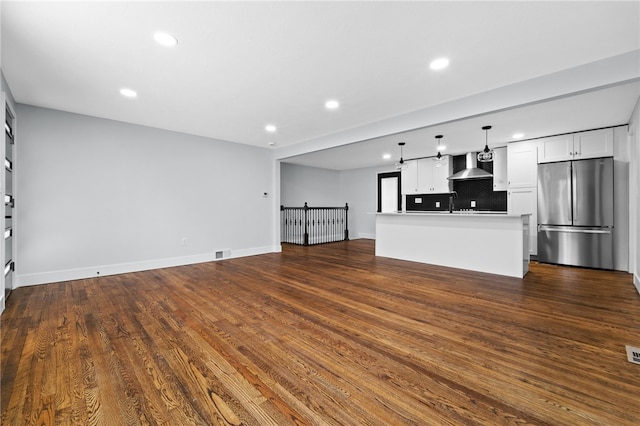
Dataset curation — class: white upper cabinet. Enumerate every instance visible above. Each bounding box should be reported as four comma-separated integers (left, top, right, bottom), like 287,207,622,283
492,147,507,191
538,128,613,163
507,141,538,188
573,128,614,160
401,160,419,194
402,157,451,194
418,156,452,193
432,159,453,193
538,134,574,163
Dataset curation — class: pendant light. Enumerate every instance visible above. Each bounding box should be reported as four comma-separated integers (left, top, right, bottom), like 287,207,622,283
477,125,494,162
433,135,448,167
395,142,408,170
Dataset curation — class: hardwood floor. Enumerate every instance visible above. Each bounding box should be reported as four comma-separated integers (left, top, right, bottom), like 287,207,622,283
2,239,639,425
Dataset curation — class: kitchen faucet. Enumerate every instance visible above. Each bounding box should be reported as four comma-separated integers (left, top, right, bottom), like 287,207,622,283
448,191,458,213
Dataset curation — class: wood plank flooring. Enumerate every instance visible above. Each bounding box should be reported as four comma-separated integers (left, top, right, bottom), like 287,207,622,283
2,239,639,425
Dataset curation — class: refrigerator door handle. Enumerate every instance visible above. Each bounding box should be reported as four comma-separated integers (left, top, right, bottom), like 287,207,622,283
571,162,578,224
539,226,612,234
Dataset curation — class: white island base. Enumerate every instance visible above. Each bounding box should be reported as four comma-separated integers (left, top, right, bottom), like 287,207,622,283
376,212,530,278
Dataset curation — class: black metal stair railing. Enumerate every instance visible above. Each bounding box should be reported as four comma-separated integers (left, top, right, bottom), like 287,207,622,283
280,202,349,245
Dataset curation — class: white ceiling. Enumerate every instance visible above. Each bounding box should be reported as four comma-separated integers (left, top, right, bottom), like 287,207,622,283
283,81,640,170
2,1,640,167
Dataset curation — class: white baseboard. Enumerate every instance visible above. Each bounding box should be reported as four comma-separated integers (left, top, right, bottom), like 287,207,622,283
634,273,640,296
15,245,279,288
282,234,346,245
228,245,280,258
357,233,376,240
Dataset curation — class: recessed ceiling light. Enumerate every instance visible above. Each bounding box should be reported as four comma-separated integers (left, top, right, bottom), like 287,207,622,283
120,88,137,98
268,142,277,147
382,153,391,160
265,124,277,133
325,100,340,110
154,32,178,47
512,133,525,139
429,57,450,71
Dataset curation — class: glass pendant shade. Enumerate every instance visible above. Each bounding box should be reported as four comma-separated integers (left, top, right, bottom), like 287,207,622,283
477,126,494,162
433,135,447,167
396,142,408,170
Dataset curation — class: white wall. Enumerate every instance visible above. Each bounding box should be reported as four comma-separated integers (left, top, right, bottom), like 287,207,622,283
280,162,342,207
280,162,396,240
340,165,395,239
16,105,277,286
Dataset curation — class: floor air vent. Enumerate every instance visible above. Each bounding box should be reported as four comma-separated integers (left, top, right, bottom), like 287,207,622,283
626,345,640,365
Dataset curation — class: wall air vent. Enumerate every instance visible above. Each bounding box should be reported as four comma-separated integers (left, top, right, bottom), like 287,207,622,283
215,249,231,260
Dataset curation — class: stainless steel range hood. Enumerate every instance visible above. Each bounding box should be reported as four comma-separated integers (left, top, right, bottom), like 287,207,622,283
447,152,493,180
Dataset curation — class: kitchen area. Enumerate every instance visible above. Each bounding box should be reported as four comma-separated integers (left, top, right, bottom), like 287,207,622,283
375,125,629,278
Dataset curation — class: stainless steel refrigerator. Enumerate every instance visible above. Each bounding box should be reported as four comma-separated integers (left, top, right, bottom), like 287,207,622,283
537,157,613,269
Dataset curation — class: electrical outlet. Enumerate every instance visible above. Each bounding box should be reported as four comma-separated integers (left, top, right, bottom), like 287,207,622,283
470,200,476,208
181,237,187,246
435,201,440,208
625,345,640,365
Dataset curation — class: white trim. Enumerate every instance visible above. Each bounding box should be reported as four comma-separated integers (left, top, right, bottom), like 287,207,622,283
228,245,280,259
14,246,278,287
629,93,640,291
358,233,376,240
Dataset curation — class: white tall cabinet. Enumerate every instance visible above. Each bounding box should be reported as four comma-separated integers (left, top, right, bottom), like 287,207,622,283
507,140,538,255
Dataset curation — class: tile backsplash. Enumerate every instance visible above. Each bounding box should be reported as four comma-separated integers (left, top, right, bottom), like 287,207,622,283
406,154,507,212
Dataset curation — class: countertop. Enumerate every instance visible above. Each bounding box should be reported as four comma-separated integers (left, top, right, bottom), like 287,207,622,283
376,211,529,218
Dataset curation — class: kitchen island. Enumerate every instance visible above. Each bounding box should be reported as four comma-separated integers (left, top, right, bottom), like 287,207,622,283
376,212,530,278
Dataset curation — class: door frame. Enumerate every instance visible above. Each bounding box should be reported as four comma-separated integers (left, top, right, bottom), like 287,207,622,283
377,171,402,213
